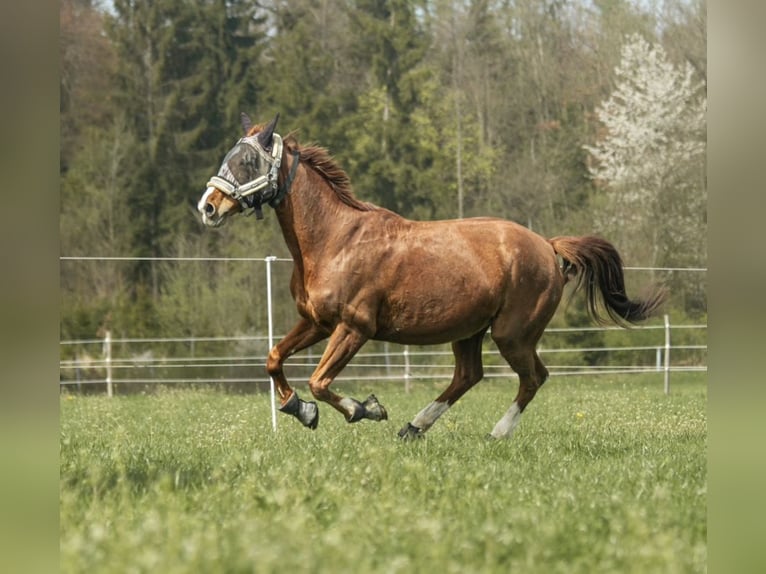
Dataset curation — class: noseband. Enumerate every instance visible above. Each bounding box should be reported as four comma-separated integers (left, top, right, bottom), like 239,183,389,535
206,133,300,219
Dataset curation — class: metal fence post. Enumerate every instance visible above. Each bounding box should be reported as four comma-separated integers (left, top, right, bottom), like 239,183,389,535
104,330,113,398
656,347,662,371
403,345,411,393
266,256,278,431
664,314,671,394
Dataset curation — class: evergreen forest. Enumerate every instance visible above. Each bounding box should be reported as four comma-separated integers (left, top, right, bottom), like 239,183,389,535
60,0,706,348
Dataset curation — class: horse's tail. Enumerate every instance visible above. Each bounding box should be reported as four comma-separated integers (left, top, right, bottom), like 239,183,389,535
548,235,667,325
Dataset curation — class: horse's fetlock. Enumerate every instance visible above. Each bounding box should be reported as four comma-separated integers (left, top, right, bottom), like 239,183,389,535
279,392,300,415
398,422,424,440
341,397,366,423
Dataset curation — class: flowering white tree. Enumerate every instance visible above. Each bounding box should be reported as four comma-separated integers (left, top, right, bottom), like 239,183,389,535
584,33,707,271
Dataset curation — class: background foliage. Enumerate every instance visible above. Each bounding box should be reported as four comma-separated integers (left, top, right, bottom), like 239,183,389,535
60,0,707,344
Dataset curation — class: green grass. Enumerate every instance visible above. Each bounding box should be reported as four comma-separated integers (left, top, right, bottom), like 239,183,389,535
60,374,706,573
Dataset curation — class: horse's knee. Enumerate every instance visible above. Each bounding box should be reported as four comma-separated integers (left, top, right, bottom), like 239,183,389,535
308,379,332,402
266,347,281,377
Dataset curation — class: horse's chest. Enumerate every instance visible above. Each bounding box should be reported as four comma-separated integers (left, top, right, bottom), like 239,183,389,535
294,282,337,324
298,278,377,333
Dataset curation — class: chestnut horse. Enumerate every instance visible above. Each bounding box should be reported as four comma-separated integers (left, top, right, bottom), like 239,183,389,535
198,114,666,439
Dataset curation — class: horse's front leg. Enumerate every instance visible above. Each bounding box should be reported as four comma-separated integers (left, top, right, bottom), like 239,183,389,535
308,323,388,423
267,318,329,429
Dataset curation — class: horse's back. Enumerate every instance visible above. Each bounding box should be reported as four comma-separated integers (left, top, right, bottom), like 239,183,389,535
400,215,559,283
353,213,562,344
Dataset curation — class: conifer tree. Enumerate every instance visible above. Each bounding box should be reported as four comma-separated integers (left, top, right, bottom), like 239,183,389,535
342,0,437,217
106,0,267,297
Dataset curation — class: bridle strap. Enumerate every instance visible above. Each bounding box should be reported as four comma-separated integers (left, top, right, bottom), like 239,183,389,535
269,149,301,208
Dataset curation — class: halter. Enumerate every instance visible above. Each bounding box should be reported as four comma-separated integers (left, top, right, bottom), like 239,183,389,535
206,133,300,219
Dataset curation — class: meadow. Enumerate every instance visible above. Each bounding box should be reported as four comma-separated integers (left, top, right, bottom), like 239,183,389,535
60,374,706,573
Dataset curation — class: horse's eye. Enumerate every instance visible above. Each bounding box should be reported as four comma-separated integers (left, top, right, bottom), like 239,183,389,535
245,155,257,168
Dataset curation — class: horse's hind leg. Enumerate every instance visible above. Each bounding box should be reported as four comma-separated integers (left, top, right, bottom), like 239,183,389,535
267,318,328,429
489,342,549,439
399,329,487,440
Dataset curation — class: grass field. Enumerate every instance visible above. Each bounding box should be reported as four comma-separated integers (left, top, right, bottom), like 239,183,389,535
60,374,706,573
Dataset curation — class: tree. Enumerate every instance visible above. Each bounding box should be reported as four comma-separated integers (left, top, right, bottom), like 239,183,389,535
259,0,360,142
59,0,708,340
426,0,504,219
106,0,267,297
658,0,706,84
584,35,707,265
583,33,706,312
340,0,446,218
60,115,139,340
60,0,117,171
464,0,611,235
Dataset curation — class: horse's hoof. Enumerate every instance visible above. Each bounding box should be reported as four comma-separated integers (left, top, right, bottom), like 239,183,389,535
398,422,424,440
280,393,319,429
362,394,388,421
299,400,319,430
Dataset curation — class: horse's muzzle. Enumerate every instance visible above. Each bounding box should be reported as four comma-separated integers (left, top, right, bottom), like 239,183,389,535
200,202,222,227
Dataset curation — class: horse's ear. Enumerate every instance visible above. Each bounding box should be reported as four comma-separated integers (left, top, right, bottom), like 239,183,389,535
257,113,280,150
240,112,253,135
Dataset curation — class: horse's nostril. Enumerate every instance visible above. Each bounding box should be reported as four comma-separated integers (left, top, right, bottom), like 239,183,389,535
204,203,215,216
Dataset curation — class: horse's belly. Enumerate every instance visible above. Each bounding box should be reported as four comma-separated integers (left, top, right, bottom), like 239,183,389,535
375,293,495,344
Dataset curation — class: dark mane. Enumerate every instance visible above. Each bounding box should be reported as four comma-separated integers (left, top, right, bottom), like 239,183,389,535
290,138,379,212
248,124,377,212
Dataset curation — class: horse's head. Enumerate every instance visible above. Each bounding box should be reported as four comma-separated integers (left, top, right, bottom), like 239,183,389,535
198,113,284,226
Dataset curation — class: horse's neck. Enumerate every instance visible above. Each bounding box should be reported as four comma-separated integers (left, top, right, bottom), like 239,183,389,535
275,165,353,263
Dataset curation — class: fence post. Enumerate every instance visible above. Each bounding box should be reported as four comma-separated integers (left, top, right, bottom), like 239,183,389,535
403,345,411,393
266,256,278,431
74,356,82,393
103,330,113,398
656,347,662,371
664,314,671,394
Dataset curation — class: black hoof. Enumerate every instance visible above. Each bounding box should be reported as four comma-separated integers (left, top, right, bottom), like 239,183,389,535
362,394,388,421
300,400,319,430
279,393,319,429
398,422,424,441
